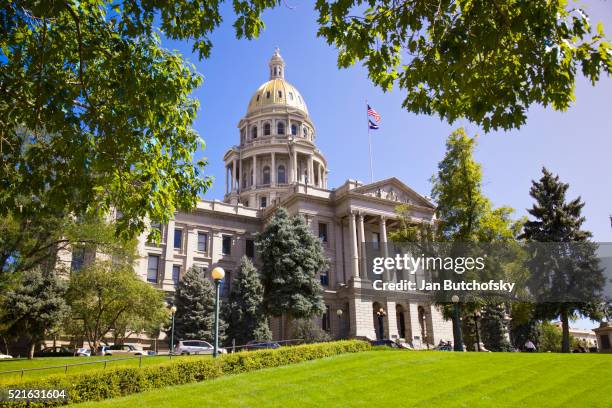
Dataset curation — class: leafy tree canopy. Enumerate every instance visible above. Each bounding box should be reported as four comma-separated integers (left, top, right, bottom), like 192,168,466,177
316,0,612,131
66,260,167,353
1,0,280,239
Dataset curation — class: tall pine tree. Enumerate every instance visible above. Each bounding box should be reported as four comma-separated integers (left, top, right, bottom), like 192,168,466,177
257,208,326,338
0,269,69,359
521,168,604,352
223,256,271,345
169,267,226,344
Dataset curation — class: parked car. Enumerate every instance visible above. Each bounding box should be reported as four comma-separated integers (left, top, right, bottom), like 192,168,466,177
107,344,146,356
97,345,112,356
245,341,281,351
76,348,91,357
174,340,227,355
0,354,13,359
34,346,75,357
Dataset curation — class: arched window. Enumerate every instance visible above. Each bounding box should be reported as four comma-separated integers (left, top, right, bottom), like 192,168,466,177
278,91,282,98
263,166,271,185
303,127,308,138
251,126,258,139
263,122,271,136
277,165,286,184
291,124,297,136
266,91,271,99
289,92,294,100
277,122,285,135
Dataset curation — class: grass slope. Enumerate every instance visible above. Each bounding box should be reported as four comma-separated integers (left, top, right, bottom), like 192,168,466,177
74,350,612,407
0,355,210,384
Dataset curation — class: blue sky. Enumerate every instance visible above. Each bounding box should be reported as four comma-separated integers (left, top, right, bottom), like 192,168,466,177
165,2,611,326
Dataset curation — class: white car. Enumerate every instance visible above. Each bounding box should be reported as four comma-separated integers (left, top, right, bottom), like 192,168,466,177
174,340,227,355
0,354,13,359
76,348,91,357
107,344,146,356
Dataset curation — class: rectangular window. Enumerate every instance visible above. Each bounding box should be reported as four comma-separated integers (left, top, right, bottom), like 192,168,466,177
71,247,85,272
147,255,159,283
320,270,329,286
172,265,181,286
372,232,380,250
245,239,255,259
318,222,328,242
222,235,232,255
322,305,331,332
220,271,231,297
602,334,611,349
197,232,208,252
174,228,183,250
260,196,267,208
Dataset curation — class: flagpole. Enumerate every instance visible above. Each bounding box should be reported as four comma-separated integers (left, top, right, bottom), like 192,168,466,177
366,100,373,183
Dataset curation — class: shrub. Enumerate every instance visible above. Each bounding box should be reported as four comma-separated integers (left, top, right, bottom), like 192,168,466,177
292,318,331,343
1,340,370,407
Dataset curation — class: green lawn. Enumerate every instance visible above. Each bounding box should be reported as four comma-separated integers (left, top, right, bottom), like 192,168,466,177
0,355,210,384
74,350,612,408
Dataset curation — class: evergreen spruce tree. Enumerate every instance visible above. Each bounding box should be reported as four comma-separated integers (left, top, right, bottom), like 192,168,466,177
223,256,271,346
521,168,604,353
0,269,69,359
169,267,226,344
257,208,326,337
480,305,512,352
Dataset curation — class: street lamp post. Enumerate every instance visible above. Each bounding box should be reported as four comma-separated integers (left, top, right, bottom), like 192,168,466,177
211,267,225,358
336,308,343,338
474,310,481,352
451,295,463,352
170,305,177,355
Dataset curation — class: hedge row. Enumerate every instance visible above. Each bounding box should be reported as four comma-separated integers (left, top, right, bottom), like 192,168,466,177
2,340,370,407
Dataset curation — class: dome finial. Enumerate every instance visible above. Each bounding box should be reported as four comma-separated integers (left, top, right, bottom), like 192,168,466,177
269,47,285,80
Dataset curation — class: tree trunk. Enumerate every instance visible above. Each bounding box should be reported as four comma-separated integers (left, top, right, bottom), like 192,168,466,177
560,309,570,353
28,342,36,360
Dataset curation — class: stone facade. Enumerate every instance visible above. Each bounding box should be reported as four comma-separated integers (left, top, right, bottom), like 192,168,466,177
103,50,452,346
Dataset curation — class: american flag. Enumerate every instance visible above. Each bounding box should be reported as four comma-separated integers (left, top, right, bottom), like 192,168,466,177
367,104,381,122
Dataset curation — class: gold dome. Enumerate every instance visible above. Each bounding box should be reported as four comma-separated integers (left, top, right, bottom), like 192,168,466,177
246,49,309,117
246,78,309,116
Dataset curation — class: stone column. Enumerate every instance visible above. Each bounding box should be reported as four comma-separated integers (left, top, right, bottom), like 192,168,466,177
225,166,229,194
293,150,298,183
162,219,176,290
185,227,196,271
348,212,359,279
357,213,366,279
318,163,323,187
380,216,390,281
386,301,399,340
308,156,314,185
407,303,422,348
271,152,276,186
231,159,237,192
252,154,257,189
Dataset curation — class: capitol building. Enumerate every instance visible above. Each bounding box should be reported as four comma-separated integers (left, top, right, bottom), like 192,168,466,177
134,50,453,346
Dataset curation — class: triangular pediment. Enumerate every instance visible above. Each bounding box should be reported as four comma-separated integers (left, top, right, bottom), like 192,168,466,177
351,177,435,208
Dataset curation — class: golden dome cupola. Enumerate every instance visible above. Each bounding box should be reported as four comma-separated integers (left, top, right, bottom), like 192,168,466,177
225,49,328,209
269,48,285,79
246,49,309,117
